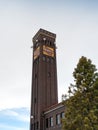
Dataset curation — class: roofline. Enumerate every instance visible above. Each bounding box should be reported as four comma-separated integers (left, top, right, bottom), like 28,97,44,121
33,28,56,43
44,103,64,114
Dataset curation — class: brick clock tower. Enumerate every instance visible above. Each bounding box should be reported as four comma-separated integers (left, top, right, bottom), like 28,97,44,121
30,29,58,130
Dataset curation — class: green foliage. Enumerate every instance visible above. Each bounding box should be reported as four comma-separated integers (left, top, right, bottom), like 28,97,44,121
62,56,98,130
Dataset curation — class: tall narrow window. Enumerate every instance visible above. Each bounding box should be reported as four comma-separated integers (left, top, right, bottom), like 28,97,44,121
48,72,51,77
31,124,33,130
56,114,61,125
61,112,65,124
61,112,65,119
50,117,53,127
34,123,35,130
35,74,37,79
36,122,39,129
46,118,48,128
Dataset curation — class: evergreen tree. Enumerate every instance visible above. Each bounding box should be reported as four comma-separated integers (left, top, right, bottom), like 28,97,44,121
62,56,98,130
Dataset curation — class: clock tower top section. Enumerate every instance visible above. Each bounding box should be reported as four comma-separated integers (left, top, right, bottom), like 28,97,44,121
32,28,56,45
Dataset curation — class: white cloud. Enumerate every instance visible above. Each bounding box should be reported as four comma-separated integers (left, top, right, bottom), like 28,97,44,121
3,109,19,116
17,114,30,122
0,108,30,122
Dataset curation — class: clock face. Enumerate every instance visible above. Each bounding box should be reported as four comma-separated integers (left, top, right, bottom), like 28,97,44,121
43,45,54,57
34,46,40,60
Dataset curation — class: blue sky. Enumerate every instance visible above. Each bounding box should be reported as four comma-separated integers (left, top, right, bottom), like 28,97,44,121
0,0,98,130
0,108,29,130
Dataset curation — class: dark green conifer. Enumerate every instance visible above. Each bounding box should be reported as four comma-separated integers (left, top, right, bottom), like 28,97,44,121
62,56,98,130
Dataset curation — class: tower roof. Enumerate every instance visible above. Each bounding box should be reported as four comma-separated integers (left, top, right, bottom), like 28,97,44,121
33,28,56,43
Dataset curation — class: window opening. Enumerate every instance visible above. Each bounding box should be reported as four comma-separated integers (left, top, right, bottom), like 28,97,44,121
36,122,39,129
61,112,65,119
48,72,51,78
56,114,61,125
46,118,48,128
50,117,53,127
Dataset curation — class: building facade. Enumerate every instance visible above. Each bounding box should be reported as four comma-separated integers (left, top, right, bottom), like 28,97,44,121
30,29,65,130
